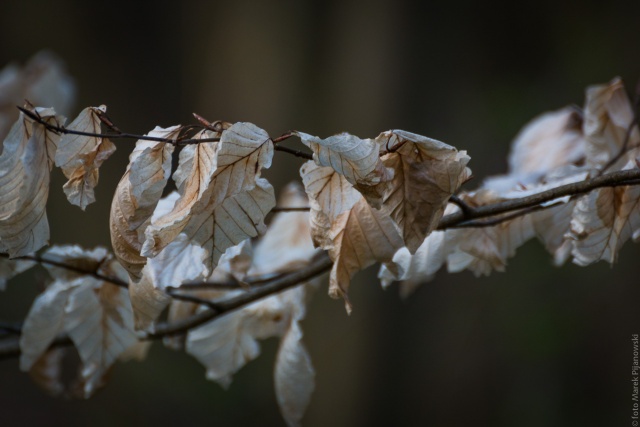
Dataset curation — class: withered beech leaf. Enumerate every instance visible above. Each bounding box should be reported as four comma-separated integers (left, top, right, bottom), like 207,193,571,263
20,245,137,397
28,348,65,397
63,279,138,397
378,230,447,298
584,77,640,168
377,130,471,253
55,105,116,210
295,131,392,206
250,182,319,277
0,107,64,257
143,122,275,275
569,165,640,265
301,161,403,312
444,191,535,277
141,130,219,254
274,319,314,427
110,126,178,279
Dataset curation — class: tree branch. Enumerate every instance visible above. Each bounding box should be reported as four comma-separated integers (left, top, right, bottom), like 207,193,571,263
3,168,640,360
438,169,640,229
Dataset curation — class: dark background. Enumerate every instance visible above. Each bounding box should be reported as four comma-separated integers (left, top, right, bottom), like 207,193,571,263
1,1,639,426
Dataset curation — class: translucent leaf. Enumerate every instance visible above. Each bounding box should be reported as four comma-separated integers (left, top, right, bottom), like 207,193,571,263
378,231,447,297
19,278,81,371
110,126,178,279
0,107,64,257
569,165,640,265
28,348,65,397
377,130,471,252
143,122,275,275
444,191,536,277
301,162,403,311
584,77,639,168
250,182,319,277
55,105,116,210
295,130,392,206
274,321,315,427
63,281,138,397
508,107,586,177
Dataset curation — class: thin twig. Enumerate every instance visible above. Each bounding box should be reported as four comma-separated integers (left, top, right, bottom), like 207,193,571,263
271,206,311,213
164,289,223,311
274,145,314,160
0,253,128,288
437,169,640,229
148,253,333,338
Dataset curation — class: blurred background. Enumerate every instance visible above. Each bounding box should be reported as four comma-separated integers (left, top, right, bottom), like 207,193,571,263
1,1,639,426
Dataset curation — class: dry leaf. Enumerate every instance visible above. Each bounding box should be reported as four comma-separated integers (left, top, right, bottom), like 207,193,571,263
507,107,586,177
110,126,178,279
63,280,138,397
584,77,639,168
0,107,64,257
250,182,319,277
301,161,403,311
444,191,535,277
295,131,392,206
377,130,471,252
28,348,65,397
55,105,116,210
569,163,640,265
274,320,314,427
143,122,275,275
378,231,447,298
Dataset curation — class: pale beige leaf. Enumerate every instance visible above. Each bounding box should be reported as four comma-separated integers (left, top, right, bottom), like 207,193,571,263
301,162,403,310
19,278,82,371
42,245,111,281
584,77,640,168
186,285,306,388
143,123,275,275
0,256,35,290
569,174,640,265
327,199,404,311
28,348,65,397
180,179,275,275
55,105,116,210
378,230,447,298
110,127,178,279
63,281,138,398
251,182,319,277
295,131,392,206
0,51,75,146
128,268,171,331
376,130,471,252
141,130,219,256
0,107,64,257
300,161,361,248
274,320,315,427
507,107,586,178
445,191,535,277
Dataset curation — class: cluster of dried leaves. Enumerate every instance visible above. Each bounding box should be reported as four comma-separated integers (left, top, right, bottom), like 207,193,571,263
1,53,638,426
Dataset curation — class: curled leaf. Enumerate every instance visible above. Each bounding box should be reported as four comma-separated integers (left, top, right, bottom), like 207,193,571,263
0,107,64,257
295,130,392,206
377,130,471,252
55,105,116,209
110,126,178,279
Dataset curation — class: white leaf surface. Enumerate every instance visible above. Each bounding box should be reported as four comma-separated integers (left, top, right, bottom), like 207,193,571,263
0,107,63,257
377,130,471,252
55,105,116,210
274,321,315,427
110,126,177,279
